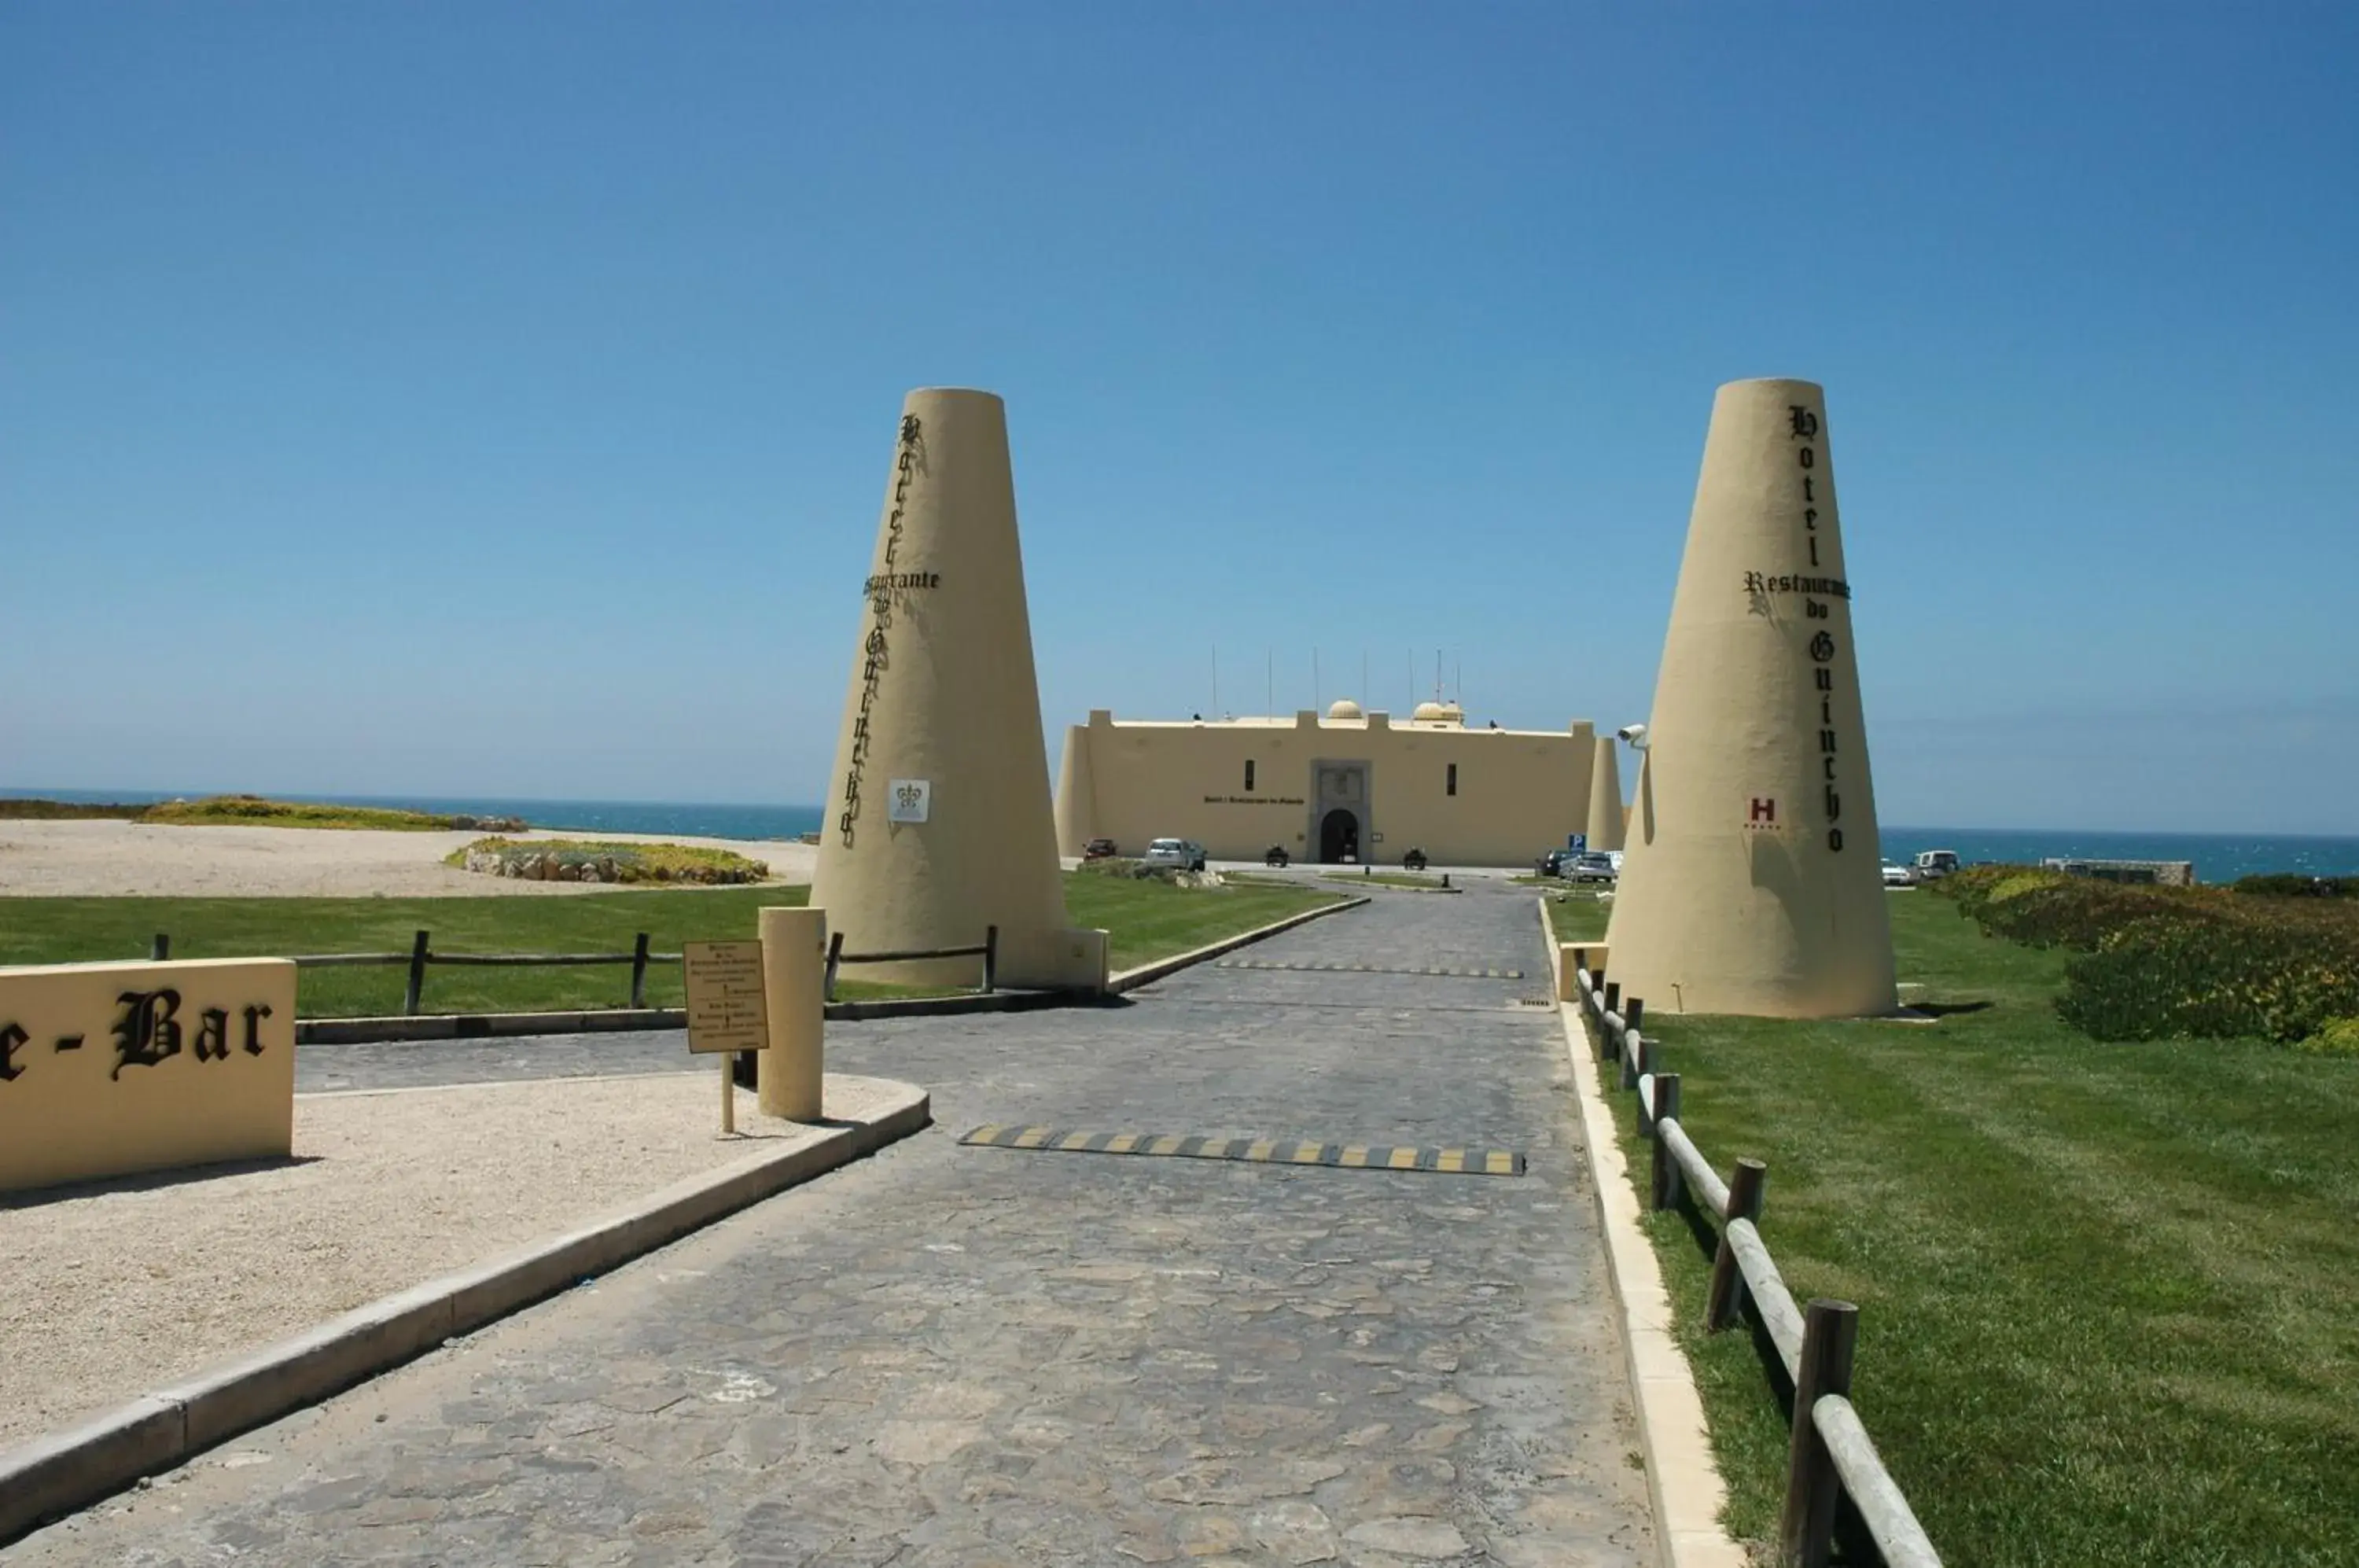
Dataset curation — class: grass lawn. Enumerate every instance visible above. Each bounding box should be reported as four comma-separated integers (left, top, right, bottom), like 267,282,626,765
1319,870,1448,890
0,876,1341,1018
1062,873,1341,972
1596,890,2359,1566
1544,889,1613,943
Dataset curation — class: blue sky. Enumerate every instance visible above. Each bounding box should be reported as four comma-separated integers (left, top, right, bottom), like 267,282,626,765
4,4,2353,833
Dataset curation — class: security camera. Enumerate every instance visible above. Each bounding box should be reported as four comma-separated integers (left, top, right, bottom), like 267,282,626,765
1616,723,1649,749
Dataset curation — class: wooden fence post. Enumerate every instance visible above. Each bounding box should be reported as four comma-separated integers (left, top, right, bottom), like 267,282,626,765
403,929,431,1016
1625,997,1645,1035
1781,1299,1860,1568
1649,1073,1682,1210
823,930,845,1003
1635,1039,1657,1135
629,932,651,1008
982,925,999,994
1707,1159,1768,1331
150,933,170,961
1604,980,1621,1017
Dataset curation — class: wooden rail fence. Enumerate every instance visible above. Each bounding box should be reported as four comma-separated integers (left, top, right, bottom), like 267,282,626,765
146,930,679,1014
823,925,997,1003
1567,944,1941,1568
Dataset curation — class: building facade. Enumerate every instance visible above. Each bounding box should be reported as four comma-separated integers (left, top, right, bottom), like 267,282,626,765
1054,701,1604,867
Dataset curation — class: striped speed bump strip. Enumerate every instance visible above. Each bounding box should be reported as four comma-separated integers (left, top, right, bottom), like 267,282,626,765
1213,960,1525,980
959,1126,1525,1176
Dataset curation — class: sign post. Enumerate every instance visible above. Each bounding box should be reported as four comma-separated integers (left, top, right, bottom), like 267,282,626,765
683,940,768,1137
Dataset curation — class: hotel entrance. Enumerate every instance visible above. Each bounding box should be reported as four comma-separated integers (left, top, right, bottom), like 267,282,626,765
1319,808,1360,863
1312,761,1371,863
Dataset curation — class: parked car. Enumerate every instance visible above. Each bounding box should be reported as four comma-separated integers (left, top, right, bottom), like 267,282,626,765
1536,848,1580,878
1881,862,1916,887
1264,845,1290,867
1081,837,1120,861
1912,849,1960,879
1566,851,1618,884
1143,837,1208,872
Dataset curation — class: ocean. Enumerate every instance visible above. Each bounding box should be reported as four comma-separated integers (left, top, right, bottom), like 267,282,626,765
8,790,2356,883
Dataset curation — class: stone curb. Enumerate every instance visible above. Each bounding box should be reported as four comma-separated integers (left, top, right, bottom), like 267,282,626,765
1540,904,1749,1568
1106,896,1370,993
0,1080,932,1548
291,896,1367,1044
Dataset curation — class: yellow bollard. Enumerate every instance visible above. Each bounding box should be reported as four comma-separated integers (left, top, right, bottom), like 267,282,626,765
758,907,826,1121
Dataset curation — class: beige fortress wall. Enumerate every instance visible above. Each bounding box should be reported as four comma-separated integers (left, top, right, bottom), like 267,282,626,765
1056,708,1599,866
1604,378,1896,1018
810,389,1103,990
1585,735,1625,852
0,958,298,1193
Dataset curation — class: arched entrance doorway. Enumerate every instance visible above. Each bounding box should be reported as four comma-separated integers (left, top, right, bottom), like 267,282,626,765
1319,808,1360,863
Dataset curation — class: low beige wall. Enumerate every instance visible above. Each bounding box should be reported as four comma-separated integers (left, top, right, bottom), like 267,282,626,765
0,959,298,1193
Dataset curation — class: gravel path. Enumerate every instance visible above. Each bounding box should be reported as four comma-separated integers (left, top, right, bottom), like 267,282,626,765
0,821,813,898
0,1071,907,1448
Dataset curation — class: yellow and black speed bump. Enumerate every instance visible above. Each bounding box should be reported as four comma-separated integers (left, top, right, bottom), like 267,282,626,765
1214,959,1525,980
959,1125,1525,1177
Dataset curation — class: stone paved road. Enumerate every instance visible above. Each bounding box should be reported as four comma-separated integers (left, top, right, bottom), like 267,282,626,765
10,885,1653,1567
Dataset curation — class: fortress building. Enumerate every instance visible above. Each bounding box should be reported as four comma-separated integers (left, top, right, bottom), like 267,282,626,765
1054,701,1606,867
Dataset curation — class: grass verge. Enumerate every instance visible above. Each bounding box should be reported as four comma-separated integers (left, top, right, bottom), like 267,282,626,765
0,875,1341,1017
1544,890,1612,944
1597,891,2359,1565
1319,871,1447,889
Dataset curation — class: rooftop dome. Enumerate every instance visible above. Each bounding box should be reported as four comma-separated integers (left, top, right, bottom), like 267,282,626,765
1411,700,1464,725
1327,698,1364,721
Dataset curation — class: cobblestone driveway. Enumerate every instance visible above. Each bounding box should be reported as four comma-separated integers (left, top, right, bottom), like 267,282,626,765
10,886,1653,1567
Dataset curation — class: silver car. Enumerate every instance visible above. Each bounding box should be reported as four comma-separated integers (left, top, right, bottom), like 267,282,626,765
1142,837,1208,872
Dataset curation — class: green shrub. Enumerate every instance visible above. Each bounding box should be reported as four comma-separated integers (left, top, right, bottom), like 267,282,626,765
447,837,767,885
2298,1017,2359,1055
1938,863,2359,1044
2057,913,2359,1042
2233,874,2355,899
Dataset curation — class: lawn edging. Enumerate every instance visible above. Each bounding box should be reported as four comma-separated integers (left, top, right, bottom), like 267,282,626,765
1540,901,1746,1568
1106,895,1367,992
0,1078,930,1547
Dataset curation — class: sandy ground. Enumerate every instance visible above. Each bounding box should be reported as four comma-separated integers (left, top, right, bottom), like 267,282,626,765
0,820,816,897
0,1070,906,1449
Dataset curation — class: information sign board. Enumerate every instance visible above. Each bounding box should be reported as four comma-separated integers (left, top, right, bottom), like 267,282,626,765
683,940,768,1055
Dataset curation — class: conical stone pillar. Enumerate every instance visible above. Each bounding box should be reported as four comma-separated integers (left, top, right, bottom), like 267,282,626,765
1603,378,1895,1018
1584,736,1624,852
1052,723,1096,859
811,388,1105,992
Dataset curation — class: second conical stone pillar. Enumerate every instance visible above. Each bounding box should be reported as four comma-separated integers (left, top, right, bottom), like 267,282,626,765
1584,735,1624,853
811,388,1106,992
1603,378,1896,1018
